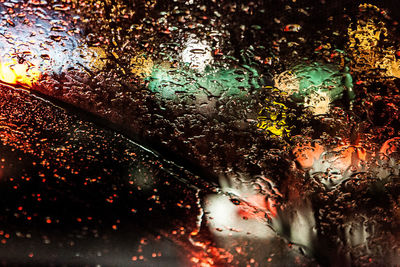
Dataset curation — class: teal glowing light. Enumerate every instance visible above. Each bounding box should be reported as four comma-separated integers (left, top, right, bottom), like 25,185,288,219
147,63,263,100
289,62,354,103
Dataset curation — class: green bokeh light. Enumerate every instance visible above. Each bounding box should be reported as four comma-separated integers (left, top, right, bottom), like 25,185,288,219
290,62,353,102
147,63,264,100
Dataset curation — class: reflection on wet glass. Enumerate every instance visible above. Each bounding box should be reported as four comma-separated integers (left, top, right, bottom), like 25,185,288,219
0,0,398,266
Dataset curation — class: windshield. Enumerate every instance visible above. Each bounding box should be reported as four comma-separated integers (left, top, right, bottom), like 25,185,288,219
0,0,398,266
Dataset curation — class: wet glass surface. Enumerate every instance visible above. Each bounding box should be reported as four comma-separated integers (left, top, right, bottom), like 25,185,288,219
0,0,399,266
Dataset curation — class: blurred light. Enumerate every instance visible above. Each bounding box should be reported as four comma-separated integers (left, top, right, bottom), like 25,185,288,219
295,137,400,185
283,24,301,32
377,137,400,179
181,37,213,72
343,215,372,249
330,145,367,172
257,99,290,137
347,4,400,78
294,141,369,188
274,62,353,115
130,53,154,78
0,58,40,86
148,63,262,100
204,176,279,239
273,70,300,96
271,200,316,255
380,137,400,157
304,90,330,115
293,141,324,169
0,6,108,88
83,47,108,71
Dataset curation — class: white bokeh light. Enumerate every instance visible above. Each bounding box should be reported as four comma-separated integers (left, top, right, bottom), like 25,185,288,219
181,36,213,72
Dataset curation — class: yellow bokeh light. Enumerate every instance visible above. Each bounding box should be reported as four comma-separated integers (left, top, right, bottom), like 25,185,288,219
0,58,40,87
130,53,154,78
348,3,400,79
86,46,108,71
257,99,291,137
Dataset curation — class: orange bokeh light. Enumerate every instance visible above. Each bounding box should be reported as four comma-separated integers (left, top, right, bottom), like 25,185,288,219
293,142,324,169
380,137,400,158
331,145,367,170
294,141,368,171
0,59,40,87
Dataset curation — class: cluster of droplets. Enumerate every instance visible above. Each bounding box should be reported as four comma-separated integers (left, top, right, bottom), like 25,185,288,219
0,0,399,266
